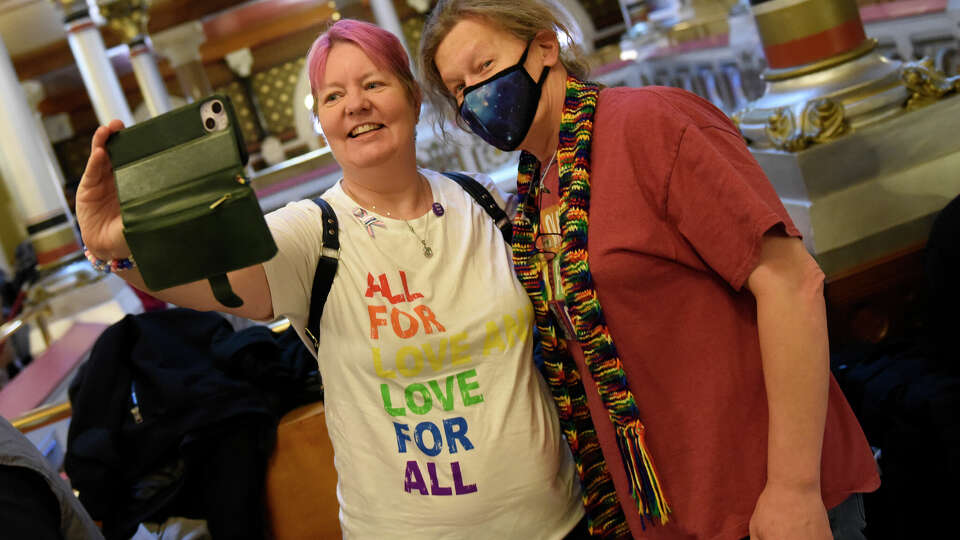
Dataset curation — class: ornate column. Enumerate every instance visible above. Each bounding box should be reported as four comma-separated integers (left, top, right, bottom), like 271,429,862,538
152,21,212,102
0,36,80,271
99,0,172,117
734,0,960,277
51,0,135,126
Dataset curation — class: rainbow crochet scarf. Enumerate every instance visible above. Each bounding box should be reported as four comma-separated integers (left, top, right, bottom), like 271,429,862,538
512,77,671,537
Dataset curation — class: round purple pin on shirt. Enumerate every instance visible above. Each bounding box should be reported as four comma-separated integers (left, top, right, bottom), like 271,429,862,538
432,202,445,217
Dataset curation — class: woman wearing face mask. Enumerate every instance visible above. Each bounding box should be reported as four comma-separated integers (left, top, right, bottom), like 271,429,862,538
77,19,588,539
419,1,880,539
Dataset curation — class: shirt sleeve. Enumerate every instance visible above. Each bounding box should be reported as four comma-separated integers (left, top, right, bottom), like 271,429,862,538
261,199,326,321
664,124,801,290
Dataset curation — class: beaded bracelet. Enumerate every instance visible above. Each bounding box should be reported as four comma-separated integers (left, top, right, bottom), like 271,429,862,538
83,246,136,273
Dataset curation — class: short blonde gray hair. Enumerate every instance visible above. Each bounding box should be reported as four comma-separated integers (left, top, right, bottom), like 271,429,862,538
417,0,589,128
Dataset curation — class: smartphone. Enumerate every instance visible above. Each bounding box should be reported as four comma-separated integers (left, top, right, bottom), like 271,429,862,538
106,94,277,307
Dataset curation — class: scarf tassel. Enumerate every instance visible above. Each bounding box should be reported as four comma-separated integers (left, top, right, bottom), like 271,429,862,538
615,420,671,528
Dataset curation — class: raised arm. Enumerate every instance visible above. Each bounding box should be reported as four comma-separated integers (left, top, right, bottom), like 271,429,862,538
77,120,274,321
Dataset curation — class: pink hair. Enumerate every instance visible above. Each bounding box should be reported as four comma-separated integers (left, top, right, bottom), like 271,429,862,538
306,19,420,107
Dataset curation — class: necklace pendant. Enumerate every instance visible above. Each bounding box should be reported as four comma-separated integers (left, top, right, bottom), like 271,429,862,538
432,202,445,217
423,246,433,258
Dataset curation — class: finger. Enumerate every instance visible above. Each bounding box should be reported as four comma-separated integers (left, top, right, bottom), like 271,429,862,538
89,119,126,152
81,147,112,187
90,124,112,152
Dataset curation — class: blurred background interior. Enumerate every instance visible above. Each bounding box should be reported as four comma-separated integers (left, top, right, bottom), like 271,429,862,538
0,1,958,538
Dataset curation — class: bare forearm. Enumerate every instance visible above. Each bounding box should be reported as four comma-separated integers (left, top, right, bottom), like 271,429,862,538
755,269,830,489
114,264,274,320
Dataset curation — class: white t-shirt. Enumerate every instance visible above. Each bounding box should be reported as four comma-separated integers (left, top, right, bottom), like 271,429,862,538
262,169,583,539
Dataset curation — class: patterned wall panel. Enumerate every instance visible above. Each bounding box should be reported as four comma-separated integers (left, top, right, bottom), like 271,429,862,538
214,81,261,146
252,57,305,136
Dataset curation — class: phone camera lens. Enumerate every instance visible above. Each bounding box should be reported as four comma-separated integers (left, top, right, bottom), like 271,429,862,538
212,101,223,114
205,117,216,130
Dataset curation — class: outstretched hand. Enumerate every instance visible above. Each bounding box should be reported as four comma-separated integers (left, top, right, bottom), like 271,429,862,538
76,119,128,260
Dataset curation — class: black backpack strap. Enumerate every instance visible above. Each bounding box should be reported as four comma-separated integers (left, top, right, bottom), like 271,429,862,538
305,197,340,351
441,171,512,243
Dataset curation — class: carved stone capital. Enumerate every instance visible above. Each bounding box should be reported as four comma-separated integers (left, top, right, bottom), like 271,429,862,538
152,21,206,67
225,48,254,78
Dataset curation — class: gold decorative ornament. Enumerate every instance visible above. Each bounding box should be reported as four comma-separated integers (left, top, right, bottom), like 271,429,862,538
803,98,849,145
765,107,807,151
901,58,960,111
97,0,152,44
765,98,849,152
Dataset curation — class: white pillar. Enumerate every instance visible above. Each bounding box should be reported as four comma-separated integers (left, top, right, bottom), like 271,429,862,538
22,80,69,189
369,0,408,53
0,36,79,268
63,12,135,126
129,40,172,117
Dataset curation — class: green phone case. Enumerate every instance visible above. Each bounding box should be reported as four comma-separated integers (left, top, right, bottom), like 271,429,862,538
106,94,277,308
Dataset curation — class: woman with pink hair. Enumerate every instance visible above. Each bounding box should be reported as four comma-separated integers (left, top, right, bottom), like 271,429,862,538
76,19,588,539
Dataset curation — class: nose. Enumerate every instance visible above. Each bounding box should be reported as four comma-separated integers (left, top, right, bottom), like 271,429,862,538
344,90,370,116
459,76,482,102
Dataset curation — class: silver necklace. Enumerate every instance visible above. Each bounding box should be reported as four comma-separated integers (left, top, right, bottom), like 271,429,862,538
403,219,433,258
344,175,435,258
404,177,433,258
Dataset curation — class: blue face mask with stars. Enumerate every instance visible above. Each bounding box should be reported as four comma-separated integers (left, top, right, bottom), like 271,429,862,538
459,40,550,152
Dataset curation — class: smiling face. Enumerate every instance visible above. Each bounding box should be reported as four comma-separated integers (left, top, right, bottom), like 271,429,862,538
433,17,559,153
315,42,419,174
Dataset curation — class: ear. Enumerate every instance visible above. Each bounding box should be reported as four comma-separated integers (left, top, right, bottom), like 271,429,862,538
411,88,423,123
533,29,561,68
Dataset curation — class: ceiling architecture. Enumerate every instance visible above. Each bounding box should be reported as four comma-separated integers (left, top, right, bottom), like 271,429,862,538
0,0,626,181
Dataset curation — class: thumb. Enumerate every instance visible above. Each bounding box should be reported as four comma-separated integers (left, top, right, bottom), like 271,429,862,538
81,147,113,189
